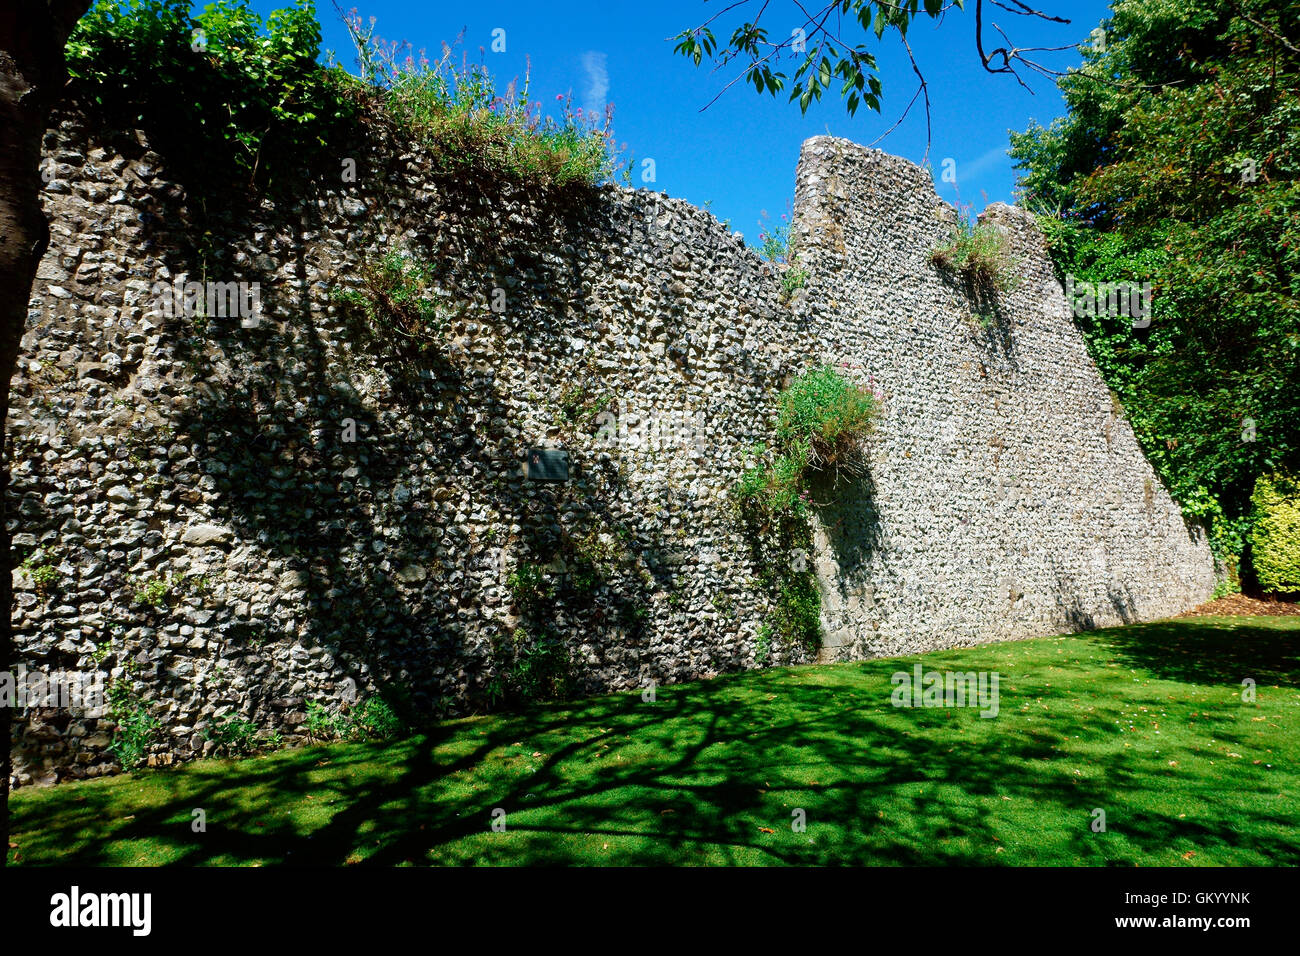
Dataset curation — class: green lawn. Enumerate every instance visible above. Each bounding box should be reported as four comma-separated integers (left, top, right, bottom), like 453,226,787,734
9,614,1300,866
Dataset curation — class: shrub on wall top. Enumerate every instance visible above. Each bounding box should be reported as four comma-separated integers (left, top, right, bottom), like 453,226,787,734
66,0,354,191
930,213,1015,293
65,0,623,193
1249,473,1300,593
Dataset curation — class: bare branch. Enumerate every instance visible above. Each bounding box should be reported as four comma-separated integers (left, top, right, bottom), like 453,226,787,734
900,34,932,162
988,0,1069,23
1233,6,1300,55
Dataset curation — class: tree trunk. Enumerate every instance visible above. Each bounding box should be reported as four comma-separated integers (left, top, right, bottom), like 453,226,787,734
0,0,90,866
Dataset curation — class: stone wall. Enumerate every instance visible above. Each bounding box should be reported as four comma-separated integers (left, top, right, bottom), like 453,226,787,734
7,116,1215,786
789,136,1216,660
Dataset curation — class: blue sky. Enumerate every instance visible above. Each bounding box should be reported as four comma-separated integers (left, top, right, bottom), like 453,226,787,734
252,0,1114,246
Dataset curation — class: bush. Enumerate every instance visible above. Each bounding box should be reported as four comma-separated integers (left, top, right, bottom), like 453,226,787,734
108,708,159,769
348,697,404,740
930,214,1015,292
340,9,622,188
1249,473,1300,593
203,715,260,756
66,0,354,191
304,700,342,742
736,365,879,524
487,627,573,708
776,364,878,476
304,697,406,742
66,1,624,194
106,680,158,770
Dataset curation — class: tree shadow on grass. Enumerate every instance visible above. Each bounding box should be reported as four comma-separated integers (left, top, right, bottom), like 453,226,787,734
1087,617,1300,688
13,619,1300,867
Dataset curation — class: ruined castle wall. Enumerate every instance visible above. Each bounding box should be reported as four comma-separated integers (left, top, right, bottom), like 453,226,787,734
7,121,1214,787
788,136,1215,660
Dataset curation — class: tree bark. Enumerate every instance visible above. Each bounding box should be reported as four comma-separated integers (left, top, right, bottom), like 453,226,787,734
0,0,90,866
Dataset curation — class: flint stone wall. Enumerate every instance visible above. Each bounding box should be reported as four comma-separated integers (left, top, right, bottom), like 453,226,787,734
7,118,1214,786
790,136,1215,660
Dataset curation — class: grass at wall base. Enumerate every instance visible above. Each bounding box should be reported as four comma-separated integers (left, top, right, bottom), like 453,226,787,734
11,614,1298,866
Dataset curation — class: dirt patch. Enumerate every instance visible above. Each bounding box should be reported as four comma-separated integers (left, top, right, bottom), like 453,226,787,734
1179,593,1300,618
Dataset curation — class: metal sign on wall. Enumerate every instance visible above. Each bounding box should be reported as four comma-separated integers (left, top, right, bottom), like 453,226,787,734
524,448,569,482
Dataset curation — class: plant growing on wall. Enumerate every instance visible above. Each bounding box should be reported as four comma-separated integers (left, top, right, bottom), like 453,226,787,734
506,562,556,615
65,1,629,195
338,6,625,189
19,551,60,601
775,363,878,477
332,249,450,356
930,211,1016,293
757,203,809,302
737,364,879,523
735,364,880,656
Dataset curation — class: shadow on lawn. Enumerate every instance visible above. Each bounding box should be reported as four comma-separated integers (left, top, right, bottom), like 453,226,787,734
14,619,1300,867
1089,616,1300,688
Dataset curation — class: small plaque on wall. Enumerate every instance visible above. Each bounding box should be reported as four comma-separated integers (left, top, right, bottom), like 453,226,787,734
524,448,569,482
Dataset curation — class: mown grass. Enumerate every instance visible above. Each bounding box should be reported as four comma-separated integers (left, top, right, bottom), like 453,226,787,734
10,615,1299,866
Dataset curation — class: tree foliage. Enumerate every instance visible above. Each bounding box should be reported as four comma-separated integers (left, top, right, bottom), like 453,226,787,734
1011,0,1299,570
1250,472,1300,592
673,0,1076,148
64,0,354,191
